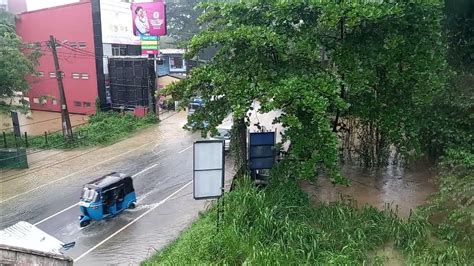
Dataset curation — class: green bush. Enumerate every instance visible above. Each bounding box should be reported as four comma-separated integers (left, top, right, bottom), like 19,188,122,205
3,111,158,150
144,175,473,265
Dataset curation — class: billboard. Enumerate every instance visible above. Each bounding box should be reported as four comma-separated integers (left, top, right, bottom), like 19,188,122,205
131,2,166,36
141,36,159,55
193,140,225,200
100,0,140,45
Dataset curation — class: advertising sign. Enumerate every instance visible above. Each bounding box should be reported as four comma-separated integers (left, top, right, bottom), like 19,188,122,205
193,140,224,200
131,2,166,37
100,0,140,45
141,36,159,55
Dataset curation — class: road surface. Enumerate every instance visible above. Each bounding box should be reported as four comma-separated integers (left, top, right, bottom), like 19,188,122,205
0,111,234,265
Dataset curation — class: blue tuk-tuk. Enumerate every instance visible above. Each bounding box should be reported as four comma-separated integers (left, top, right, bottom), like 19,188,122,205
78,172,137,227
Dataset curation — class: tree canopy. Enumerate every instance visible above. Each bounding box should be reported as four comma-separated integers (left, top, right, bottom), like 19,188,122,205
0,11,39,112
167,0,448,183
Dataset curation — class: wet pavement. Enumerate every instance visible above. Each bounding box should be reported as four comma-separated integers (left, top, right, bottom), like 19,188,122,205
0,111,234,265
0,107,438,264
1,110,88,136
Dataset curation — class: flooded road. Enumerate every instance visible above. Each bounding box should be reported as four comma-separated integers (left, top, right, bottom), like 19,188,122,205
302,162,437,218
0,111,234,265
1,110,88,136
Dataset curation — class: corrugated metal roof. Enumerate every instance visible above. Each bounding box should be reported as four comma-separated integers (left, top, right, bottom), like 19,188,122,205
0,221,64,255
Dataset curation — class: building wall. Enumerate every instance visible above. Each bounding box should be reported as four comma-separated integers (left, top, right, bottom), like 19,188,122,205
157,54,186,77
0,245,73,266
16,1,98,114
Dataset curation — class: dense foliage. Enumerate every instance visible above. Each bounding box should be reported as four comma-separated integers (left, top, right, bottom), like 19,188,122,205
0,11,40,113
144,177,472,265
166,0,447,183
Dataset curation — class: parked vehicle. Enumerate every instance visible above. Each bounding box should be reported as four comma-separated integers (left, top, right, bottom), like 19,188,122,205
187,97,204,116
78,173,137,227
186,97,209,129
209,126,231,152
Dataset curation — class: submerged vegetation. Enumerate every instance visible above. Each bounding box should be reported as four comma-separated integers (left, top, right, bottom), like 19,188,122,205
148,0,472,264
145,177,472,265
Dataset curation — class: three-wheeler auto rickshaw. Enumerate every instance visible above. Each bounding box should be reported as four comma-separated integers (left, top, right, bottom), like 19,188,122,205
78,172,137,227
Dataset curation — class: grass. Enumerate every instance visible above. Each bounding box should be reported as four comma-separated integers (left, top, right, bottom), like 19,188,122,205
143,176,473,265
1,111,158,150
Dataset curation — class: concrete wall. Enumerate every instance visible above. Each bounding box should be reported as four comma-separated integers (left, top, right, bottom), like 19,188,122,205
0,245,73,266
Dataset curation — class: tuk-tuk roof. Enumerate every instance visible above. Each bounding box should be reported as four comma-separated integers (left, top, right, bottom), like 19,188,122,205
86,172,131,189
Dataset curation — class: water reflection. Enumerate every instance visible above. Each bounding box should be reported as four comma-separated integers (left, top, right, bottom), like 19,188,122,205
1,111,88,136
302,162,437,218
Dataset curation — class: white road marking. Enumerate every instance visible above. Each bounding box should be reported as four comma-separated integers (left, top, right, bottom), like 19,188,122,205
0,142,153,205
74,180,193,262
33,163,160,226
178,145,193,154
33,203,78,226
131,164,159,178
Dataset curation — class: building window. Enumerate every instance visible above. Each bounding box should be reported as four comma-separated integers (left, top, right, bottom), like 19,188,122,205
49,72,56,78
60,72,65,78
34,71,44,77
40,98,47,105
33,98,40,104
78,42,87,49
74,101,82,107
112,44,127,56
69,42,77,48
72,73,80,79
52,99,58,105
83,102,91,108
81,73,89,80
169,56,185,71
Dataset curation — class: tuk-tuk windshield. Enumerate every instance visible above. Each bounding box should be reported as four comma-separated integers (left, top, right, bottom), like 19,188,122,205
81,188,98,202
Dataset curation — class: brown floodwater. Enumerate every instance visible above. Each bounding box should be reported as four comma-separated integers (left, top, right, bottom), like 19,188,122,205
1,110,89,136
301,161,437,218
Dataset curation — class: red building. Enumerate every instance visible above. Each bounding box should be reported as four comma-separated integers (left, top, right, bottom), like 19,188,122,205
15,1,101,114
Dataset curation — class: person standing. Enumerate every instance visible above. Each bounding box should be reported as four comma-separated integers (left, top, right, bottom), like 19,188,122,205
134,6,150,36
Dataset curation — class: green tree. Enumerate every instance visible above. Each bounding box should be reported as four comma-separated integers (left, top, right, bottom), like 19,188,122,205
419,0,473,158
0,11,40,113
167,1,446,182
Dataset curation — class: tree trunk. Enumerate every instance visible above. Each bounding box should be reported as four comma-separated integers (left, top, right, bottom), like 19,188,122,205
230,116,248,190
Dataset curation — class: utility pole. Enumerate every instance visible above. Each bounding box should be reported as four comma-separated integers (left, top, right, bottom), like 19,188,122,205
50,35,74,141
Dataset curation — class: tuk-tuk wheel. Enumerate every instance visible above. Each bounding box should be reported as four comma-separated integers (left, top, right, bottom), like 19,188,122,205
80,220,90,227
128,202,136,209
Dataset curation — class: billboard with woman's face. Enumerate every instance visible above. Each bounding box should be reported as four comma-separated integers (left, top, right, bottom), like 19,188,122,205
131,2,166,36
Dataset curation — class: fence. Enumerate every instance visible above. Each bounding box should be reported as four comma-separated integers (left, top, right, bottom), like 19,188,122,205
2,125,88,149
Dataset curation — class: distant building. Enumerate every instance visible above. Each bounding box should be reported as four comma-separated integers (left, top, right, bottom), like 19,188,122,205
14,0,176,115
157,49,187,77
15,1,99,114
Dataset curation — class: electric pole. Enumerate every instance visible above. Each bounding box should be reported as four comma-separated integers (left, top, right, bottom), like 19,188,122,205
50,35,74,141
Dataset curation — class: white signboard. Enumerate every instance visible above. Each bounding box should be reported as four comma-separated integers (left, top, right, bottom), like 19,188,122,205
100,0,140,45
193,140,224,200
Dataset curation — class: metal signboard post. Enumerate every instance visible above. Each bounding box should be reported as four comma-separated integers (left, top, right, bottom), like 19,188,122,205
193,140,225,232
